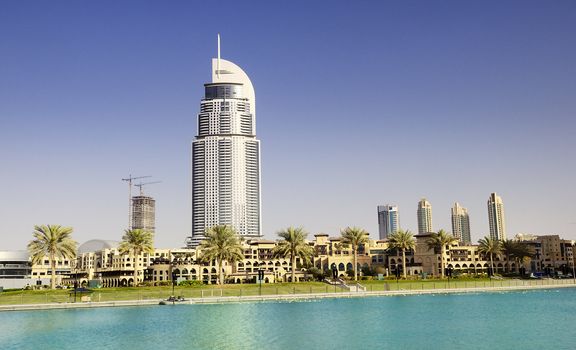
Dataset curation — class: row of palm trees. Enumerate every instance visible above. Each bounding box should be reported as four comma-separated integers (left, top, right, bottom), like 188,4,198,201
198,225,371,284
28,223,534,289
27,224,155,289
387,229,535,279
386,229,458,279
478,237,534,275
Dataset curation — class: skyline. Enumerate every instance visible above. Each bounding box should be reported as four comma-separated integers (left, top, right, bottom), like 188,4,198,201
1,1,575,250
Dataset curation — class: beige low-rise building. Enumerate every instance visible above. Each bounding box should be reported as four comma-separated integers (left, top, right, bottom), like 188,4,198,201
70,232,576,288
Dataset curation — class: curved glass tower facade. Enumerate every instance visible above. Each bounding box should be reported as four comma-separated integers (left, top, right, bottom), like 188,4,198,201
188,57,262,246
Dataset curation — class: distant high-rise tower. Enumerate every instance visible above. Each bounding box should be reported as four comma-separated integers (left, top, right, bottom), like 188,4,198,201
487,193,506,241
132,196,155,233
451,202,471,244
188,36,262,247
417,198,433,234
378,205,399,240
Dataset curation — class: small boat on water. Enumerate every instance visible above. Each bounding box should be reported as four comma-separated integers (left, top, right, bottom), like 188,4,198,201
159,296,186,305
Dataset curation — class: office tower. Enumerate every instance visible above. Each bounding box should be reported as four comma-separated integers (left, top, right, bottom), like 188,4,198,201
188,36,262,247
132,196,155,233
451,202,471,244
487,193,506,241
378,205,399,240
417,198,433,234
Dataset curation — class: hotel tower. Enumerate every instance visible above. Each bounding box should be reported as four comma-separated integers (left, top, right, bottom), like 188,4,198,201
188,36,262,247
487,193,506,241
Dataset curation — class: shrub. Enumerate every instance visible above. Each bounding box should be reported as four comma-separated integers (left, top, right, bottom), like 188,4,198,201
179,280,204,287
307,267,326,281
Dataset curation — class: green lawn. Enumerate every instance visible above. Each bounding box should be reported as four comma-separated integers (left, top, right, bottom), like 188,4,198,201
0,278,573,306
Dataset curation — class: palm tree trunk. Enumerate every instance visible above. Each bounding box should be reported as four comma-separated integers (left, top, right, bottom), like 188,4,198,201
353,247,358,281
290,255,296,282
50,251,56,289
440,247,445,279
218,259,224,285
490,253,494,276
133,250,139,287
402,249,407,279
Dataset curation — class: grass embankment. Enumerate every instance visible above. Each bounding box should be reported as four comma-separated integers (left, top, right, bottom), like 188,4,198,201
0,278,573,306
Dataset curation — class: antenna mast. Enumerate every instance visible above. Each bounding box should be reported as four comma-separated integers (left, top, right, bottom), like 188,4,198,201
217,33,221,79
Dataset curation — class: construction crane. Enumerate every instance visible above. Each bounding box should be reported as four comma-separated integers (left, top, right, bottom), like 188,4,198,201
134,181,161,196
122,175,151,230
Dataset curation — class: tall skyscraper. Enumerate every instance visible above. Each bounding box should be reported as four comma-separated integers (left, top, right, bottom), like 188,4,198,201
487,193,506,241
188,37,262,247
132,196,155,233
378,205,399,240
417,198,433,234
451,202,471,244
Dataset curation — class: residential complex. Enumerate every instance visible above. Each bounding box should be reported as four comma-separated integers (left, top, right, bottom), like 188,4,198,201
451,202,471,244
71,233,576,287
377,205,399,239
188,40,261,247
417,198,433,234
3,231,575,290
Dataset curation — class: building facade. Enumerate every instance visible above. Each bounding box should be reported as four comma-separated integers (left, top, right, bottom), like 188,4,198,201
417,198,433,234
378,205,399,239
451,202,471,244
132,196,155,233
189,47,261,247
487,193,506,240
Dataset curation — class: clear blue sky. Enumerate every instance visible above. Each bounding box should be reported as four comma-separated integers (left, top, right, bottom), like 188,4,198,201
1,1,575,249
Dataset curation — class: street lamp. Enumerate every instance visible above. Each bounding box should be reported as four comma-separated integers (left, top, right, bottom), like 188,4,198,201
446,266,453,288
258,269,264,296
170,260,178,303
73,267,79,303
395,264,401,284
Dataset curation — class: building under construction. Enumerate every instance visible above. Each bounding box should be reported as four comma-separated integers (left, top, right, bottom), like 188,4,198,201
132,196,155,233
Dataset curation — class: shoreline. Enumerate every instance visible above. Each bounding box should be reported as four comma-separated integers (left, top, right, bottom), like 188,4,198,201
1,282,574,312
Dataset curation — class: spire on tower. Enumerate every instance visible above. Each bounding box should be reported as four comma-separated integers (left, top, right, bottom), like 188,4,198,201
217,34,221,78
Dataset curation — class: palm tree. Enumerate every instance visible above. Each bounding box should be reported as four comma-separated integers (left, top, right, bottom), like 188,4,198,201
340,227,370,281
501,239,518,273
477,236,502,276
272,227,314,283
28,225,77,289
199,225,244,285
513,243,535,276
119,229,154,286
426,229,458,278
387,230,415,279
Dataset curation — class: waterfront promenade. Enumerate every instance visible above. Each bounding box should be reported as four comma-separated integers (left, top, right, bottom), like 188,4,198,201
1,278,574,312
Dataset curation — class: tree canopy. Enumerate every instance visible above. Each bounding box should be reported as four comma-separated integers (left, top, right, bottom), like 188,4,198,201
273,227,314,283
199,225,244,285
28,225,77,289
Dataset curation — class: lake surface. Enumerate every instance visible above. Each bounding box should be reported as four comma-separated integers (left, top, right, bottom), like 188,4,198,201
2,288,575,350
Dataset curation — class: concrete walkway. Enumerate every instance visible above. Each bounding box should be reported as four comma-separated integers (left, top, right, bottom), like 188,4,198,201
1,282,574,312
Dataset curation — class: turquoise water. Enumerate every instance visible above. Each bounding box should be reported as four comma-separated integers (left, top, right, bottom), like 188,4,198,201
1,288,575,350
